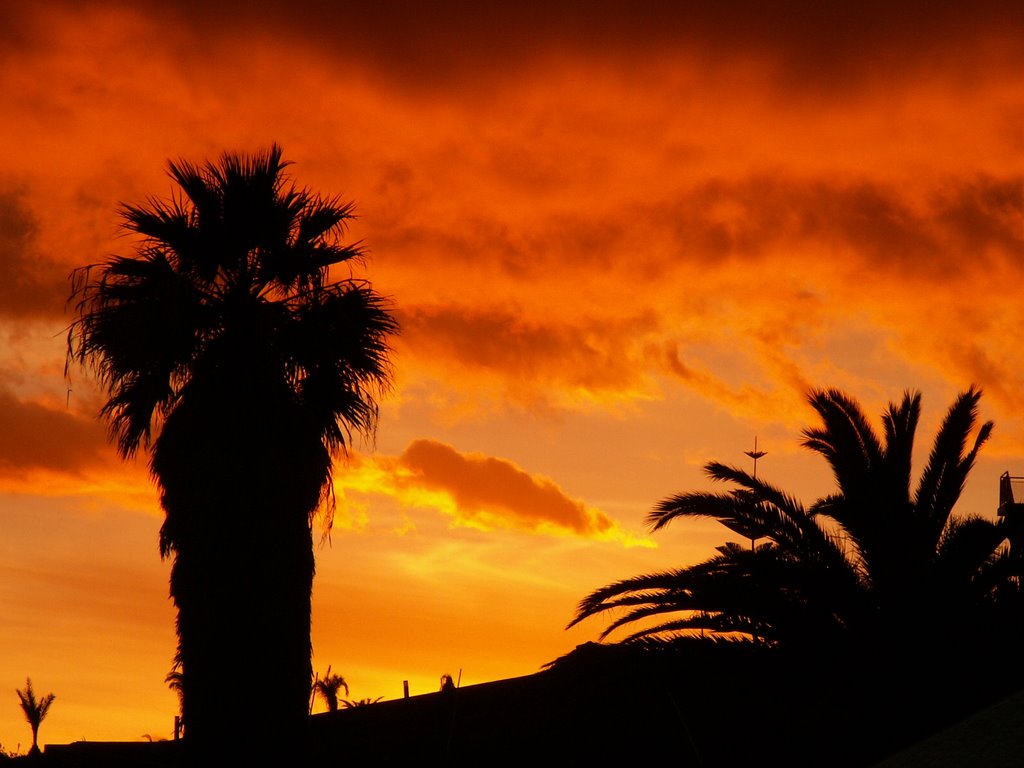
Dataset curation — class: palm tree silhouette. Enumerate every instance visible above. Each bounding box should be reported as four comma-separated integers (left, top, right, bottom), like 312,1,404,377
16,678,54,756
313,669,349,713
66,145,398,758
570,387,1015,648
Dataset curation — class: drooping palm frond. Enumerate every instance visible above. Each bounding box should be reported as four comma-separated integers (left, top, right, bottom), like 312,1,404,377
650,462,858,595
66,253,206,457
569,539,860,645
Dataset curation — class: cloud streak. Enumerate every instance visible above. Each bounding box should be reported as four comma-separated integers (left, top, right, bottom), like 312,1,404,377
0,387,110,477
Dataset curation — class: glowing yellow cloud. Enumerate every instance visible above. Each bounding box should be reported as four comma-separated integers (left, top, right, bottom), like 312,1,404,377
333,441,651,547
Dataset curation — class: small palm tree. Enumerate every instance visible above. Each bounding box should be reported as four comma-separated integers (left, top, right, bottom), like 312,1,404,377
313,669,349,713
16,678,54,756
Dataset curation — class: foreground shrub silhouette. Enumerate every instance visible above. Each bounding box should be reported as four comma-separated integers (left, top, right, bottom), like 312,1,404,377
570,387,1021,651
67,144,397,760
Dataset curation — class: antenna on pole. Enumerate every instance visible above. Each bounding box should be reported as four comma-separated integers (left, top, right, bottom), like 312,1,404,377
743,437,767,551
744,436,766,479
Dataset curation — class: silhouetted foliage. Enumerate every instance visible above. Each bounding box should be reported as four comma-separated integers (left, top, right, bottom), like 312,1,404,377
16,678,54,756
313,669,349,713
570,387,1020,652
164,659,184,740
66,144,398,760
341,697,383,708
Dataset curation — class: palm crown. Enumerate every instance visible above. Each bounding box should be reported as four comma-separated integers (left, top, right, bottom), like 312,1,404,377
570,387,1013,647
67,144,395,467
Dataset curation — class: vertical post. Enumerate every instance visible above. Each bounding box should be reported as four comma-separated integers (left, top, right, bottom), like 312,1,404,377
744,436,767,551
403,680,409,699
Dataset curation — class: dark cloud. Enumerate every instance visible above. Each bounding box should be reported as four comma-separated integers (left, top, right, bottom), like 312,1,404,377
0,191,67,318
0,388,109,475
206,2,1024,92
24,1,1024,95
930,177,1024,260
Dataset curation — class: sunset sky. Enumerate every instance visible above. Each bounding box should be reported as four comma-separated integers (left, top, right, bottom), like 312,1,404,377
1,0,1023,748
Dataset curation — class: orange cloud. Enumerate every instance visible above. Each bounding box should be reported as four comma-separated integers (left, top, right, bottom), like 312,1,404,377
376,170,1022,427
395,306,660,410
334,440,650,546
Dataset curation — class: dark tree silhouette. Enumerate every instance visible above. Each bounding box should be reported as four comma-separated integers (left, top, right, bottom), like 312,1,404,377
340,696,382,708
439,672,456,692
313,669,349,713
16,678,54,756
569,387,1015,650
165,659,184,739
66,145,397,759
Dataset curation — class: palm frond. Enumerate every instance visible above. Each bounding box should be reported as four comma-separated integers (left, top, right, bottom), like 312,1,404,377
572,386,1005,652
802,388,884,497
915,387,992,547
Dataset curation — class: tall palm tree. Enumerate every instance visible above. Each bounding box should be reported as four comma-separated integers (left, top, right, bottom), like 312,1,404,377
313,669,349,713
66,145,398,759
569,387,1014,649
16,678,54,756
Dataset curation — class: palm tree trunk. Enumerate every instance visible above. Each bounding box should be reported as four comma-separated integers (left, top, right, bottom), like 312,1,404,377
155,371,325,763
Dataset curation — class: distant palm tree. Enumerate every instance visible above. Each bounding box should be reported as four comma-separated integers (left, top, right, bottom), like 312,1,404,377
313,669,349,713
66,145,398,758
570,388,1015,648
16,678,54,756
